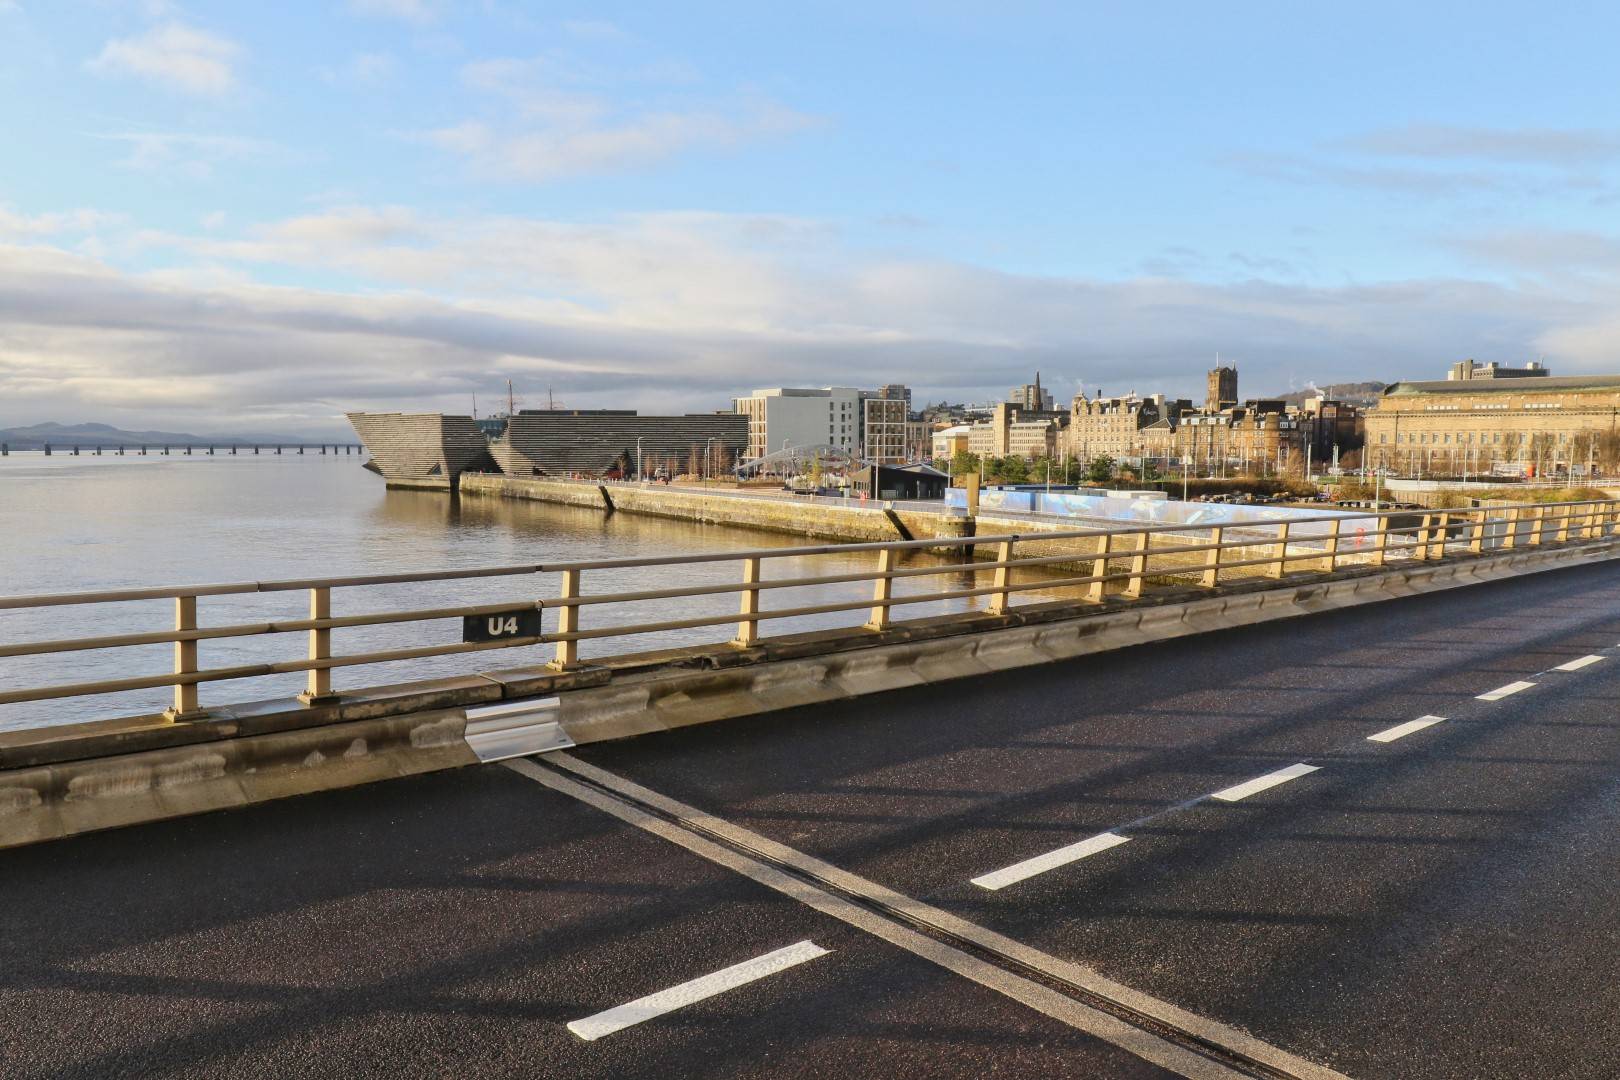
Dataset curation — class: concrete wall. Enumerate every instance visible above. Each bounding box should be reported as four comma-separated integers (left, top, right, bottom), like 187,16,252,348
460,474,936,545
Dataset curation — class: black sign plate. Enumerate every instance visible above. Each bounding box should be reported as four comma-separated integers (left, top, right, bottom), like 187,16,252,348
463,608,543,643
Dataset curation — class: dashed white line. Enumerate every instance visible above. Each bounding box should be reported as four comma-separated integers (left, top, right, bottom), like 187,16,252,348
971,831,1131,891
1477,680,1536,701
1209,763,1320,803
568,940,830,1041
1367,715,1446,743
1553,654,1606,672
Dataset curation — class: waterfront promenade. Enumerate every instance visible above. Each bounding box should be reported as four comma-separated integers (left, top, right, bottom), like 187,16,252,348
6,557,1620,1078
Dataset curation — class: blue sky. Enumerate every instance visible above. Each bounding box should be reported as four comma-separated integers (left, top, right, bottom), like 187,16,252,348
2,1,1619,434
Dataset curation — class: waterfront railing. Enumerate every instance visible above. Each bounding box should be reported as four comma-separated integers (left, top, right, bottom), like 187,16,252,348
1,499,1616,724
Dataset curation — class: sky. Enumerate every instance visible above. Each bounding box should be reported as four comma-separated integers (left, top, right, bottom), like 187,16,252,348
2,1,1619,436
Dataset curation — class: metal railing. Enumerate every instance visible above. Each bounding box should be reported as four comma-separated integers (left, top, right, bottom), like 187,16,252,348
2,499,1617,725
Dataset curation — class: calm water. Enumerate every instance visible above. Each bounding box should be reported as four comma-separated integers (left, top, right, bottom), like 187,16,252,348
0,454,1022,731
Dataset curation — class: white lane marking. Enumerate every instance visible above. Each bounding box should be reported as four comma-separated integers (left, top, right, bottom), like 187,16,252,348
971,832,1130,891
1477,680,1536,701
525,754,1332,1080
568,940,829,1041
1554,654,1606,672
1209,763,1320,803
1367,716,1446,743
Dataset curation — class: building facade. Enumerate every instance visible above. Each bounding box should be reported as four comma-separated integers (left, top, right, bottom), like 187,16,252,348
731,386,864,460
1363,362,1620,475
1068,394,1189,461
860,387,911,464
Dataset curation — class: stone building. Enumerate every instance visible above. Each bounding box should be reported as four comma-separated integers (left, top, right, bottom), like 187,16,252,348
1140,400,1305,472
1207,366,1238,410
966,404,1062,459
1364,361,1620,475
1068,393,1186,460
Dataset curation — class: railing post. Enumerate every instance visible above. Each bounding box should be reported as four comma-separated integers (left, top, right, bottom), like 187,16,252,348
866,547,896,630
1556,504,1572,542
1320,519,1341,572
1433,511,1451,558
1202,526,1223,587
1501,507,1519,550
550,569,580,669
1415,514,1434,560
165,595,203,721
1582,503,1599,539
1088,533,1112,602
1468,510,1486,554
299,586,337,704
1528,505,1545,545
1124,531,1149,598
987,539,1016,616
733,557,762,647
1371,512,1389,567
1267,522,1291,578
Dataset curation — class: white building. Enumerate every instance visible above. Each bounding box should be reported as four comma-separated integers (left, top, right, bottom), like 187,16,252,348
731,387,864,460
932,424,975,460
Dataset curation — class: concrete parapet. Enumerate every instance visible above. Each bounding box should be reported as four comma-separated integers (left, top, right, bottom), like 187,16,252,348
3,535,1617,849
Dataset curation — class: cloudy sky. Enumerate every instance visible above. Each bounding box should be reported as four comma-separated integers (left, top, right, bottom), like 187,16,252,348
2,1,1619,436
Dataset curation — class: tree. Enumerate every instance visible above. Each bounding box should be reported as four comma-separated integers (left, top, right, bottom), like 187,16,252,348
999,456,1029,483
1085,454,1116,484
951,448,981,476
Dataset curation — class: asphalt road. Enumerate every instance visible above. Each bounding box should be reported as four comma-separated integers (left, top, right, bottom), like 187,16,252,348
7,558,1620,1078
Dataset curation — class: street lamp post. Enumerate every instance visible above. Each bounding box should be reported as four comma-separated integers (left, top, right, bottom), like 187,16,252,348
705,437,717,482
636,436,644,483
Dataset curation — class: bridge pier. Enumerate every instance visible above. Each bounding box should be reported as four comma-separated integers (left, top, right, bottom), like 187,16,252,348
72,446,80,456
276,446,283,455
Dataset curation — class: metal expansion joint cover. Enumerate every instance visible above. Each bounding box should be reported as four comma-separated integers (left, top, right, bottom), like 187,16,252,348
463,697,573,762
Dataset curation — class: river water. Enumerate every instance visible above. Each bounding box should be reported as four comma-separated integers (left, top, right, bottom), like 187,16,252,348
0,454,1024,731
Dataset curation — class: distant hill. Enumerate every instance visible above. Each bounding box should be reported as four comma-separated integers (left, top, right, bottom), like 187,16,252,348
1271,382,1386,407
0,421,321,449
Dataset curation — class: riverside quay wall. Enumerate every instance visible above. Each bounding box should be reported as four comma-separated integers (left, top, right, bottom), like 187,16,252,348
457,473,970,545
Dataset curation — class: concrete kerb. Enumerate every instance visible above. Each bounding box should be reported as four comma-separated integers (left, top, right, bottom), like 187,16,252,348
3,537,1618,849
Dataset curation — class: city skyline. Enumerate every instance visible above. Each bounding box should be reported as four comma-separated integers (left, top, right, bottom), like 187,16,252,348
3,2,1620,435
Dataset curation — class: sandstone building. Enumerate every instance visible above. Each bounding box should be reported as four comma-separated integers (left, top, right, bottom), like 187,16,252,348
1364,360,1620,475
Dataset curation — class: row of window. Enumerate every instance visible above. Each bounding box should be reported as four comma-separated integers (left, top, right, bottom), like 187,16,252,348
1378,431,1571,445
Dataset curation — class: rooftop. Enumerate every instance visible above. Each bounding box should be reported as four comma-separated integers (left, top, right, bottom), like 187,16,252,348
1383,374,1620,397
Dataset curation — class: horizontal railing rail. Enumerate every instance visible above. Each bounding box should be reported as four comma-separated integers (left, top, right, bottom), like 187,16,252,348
2,499,1617,724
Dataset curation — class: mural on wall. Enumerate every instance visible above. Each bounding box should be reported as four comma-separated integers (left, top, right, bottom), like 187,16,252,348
943,489,1368,545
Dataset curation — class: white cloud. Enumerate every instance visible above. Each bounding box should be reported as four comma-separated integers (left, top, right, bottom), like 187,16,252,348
345,0,438,24
417,46,819,182
87,21,242,96
0,205,122,238
562,19,624,40
93,131,274,179
1345,125,1620,167
422,101,818,182
8,205,1620,435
